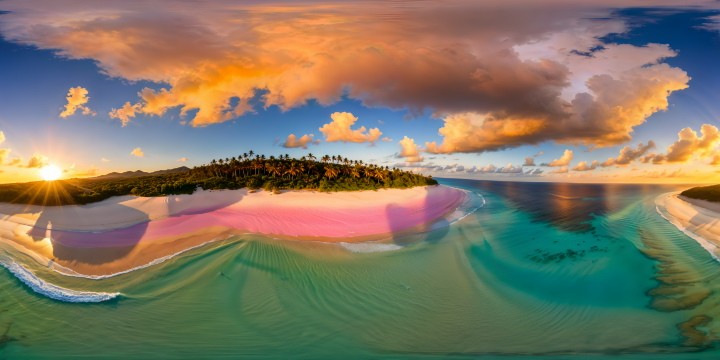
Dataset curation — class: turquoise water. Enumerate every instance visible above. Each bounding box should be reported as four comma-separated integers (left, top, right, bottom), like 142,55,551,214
1,179,719,359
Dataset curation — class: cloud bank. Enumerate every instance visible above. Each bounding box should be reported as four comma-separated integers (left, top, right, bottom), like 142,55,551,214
644,124,720,164
0,0,705,152
601,141,656,167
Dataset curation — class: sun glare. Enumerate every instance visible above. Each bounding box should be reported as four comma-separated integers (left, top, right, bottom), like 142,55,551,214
39,164,62,181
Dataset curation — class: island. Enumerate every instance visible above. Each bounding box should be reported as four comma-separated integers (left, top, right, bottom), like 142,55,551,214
0,153,467,277
656,184,720,260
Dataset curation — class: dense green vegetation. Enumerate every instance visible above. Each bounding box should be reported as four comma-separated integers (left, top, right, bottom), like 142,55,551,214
0,152,437,206
680,184,720,202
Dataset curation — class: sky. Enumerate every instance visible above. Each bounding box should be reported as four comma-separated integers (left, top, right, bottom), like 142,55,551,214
1,0,720,184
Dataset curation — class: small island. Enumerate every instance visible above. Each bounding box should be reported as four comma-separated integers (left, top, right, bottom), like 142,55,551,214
0,153,466,277
0,152,437,206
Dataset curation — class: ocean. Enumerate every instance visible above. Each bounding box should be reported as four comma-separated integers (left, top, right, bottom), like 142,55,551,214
1,178,719,359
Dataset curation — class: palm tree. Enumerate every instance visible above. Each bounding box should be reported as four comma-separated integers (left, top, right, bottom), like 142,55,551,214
267,163,281,177
350,166,361,179
374,168,386,184
286,163,300,179
307,153,316,162
321,155,331,163
324,165,339,179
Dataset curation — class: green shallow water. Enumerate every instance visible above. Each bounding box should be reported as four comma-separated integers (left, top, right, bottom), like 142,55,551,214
1,179,720,359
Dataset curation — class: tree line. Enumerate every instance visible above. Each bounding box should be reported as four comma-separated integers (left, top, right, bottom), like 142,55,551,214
0,151,437,206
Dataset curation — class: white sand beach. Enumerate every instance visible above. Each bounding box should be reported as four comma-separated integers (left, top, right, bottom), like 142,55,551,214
656,192,720,259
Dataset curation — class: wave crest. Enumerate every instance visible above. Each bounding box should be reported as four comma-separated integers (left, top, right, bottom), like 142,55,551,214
0,260,120,303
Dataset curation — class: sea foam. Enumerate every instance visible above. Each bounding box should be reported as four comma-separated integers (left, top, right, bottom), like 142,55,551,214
338,242,404,253
0,260,120,303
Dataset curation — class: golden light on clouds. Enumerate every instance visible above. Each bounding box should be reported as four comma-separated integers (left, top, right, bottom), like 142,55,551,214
130,147,145,158
0,0,692,153
319,112,382,144
59,86,95,118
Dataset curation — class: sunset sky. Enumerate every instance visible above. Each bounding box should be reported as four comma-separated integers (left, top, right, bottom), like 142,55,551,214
2,1,720,183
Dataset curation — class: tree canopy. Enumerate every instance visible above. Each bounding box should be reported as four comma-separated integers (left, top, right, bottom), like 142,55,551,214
0,152,437,206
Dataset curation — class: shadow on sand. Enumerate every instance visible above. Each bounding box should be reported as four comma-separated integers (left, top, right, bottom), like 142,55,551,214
385,186,452,245
25,200,150,265
19,189,248,267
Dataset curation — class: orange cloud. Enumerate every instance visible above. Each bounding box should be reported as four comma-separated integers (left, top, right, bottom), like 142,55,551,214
283,133,317,149
130,147,145,157
109,102,142,127
0,0,695,152
59,86,95,118
572,160,599,171
25,155,48,168
0,148,10,164
712,154,720,166
6,157,22,167
177,157,188,162
398,136,423,163
319,112,382,144
425,57,688,153
644,124,720,164
601,141,656,167
545,149,574,167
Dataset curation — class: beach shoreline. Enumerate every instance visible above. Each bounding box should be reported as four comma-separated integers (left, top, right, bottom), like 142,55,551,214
655,192,720,260
0,185,468,277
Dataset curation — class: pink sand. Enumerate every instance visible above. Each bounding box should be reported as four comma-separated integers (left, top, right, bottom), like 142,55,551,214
6,185,466,249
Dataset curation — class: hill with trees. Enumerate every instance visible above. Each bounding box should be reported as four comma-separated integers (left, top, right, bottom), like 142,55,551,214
0,152,437,206
680,184,720,202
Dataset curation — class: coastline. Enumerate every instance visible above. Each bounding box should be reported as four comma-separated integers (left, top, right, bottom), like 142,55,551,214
0,185,467,277
655,192,720,260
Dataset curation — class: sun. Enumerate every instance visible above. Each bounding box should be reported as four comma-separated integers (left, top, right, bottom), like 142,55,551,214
39,164,62,181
